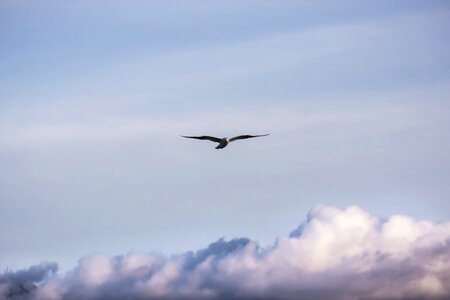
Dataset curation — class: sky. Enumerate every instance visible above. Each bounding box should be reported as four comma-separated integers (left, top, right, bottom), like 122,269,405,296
1,1,450,299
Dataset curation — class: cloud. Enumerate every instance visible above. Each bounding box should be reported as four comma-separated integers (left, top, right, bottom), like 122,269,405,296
0,100,422,150
2,205,449,300
0,262,57,299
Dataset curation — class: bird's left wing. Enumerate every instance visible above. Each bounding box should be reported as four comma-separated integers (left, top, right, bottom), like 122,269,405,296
181,135,222,143
229,134,269,142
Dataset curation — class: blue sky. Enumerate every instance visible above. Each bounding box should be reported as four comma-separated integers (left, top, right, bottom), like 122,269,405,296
1,0,450,280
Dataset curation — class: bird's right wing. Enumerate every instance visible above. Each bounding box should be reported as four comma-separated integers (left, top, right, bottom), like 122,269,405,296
181,135,222,143
229,134,269,142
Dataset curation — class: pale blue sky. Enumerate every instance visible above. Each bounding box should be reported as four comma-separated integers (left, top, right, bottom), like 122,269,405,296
1,0,449,272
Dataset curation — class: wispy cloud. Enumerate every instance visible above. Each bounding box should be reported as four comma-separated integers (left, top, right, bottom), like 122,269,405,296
2,205,449,299
0,96,427,149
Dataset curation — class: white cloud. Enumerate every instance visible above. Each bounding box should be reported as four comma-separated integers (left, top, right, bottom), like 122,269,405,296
2,205,449,299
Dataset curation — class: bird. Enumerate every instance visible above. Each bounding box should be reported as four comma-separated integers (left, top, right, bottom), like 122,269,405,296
181,134,269,149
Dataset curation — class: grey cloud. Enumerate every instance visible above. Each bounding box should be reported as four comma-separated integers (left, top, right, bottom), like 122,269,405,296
0,262,58,284
3,205,450,300
0,262,57,299
183,237,250,272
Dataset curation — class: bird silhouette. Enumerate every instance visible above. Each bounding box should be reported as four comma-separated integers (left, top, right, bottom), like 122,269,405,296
181,134,269,149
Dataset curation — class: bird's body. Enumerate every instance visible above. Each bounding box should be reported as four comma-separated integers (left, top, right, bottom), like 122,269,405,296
216,138,229,149
181,134,269,149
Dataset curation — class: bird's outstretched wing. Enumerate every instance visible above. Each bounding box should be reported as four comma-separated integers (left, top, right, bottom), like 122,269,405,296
181,135,222,143
229,134,269,142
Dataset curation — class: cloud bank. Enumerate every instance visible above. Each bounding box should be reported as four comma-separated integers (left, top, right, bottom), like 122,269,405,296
2,205,449,300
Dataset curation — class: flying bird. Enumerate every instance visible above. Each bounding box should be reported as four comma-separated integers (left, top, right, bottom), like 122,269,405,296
181,134,269,149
